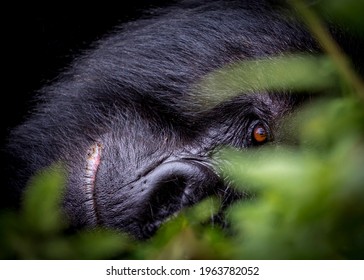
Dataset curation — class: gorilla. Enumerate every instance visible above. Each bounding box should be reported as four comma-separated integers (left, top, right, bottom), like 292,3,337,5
2,0,354,239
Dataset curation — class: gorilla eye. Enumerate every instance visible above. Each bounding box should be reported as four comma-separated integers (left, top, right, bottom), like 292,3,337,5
253,124,268,143
248,121,271,146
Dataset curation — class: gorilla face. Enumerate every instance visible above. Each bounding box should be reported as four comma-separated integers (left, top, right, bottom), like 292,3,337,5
76,92,298,238
5,0,320,238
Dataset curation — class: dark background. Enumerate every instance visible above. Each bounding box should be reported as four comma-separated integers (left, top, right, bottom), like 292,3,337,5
1,1,172,148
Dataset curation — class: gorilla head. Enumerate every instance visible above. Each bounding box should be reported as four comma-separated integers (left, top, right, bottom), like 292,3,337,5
5,0,323,238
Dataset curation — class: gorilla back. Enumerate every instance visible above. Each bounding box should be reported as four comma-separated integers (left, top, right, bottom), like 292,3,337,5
5,0,320,238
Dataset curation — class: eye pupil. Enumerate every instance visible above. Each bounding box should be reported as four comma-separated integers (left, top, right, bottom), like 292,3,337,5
253,125,268,143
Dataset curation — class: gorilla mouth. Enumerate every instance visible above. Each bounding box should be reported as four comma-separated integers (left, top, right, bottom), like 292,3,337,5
83,142,103,221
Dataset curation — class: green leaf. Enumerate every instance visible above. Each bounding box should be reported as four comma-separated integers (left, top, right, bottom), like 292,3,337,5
194,54,337,109
22,164,67,234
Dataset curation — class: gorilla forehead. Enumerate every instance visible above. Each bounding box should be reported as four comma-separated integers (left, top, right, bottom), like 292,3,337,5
49,0,315,115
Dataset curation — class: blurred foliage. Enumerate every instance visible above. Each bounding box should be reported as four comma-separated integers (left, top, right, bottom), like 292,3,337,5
195,55,338,109
220,99,364,259
315,0,364,34
0,166,132,259
1,0,364,260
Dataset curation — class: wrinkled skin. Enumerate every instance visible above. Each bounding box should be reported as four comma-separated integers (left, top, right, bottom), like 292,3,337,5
4,0,324,238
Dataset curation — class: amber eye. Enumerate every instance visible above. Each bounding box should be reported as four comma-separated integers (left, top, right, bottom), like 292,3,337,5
252,124,268,144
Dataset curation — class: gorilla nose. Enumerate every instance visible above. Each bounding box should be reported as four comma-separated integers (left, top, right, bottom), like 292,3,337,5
137,159,221,236
145,160,219,206
93,159,222,239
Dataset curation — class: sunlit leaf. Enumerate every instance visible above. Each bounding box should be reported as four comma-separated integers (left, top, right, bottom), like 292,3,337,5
194,55,337,109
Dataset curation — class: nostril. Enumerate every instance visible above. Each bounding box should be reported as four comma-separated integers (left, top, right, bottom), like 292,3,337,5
140,160,221,223
146,160,210,195
146,162,194,205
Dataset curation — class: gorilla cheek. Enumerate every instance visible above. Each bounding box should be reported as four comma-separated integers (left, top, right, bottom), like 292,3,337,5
93,159,222,238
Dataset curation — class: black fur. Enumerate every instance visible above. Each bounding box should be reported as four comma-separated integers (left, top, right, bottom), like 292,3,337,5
4,0,324,238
